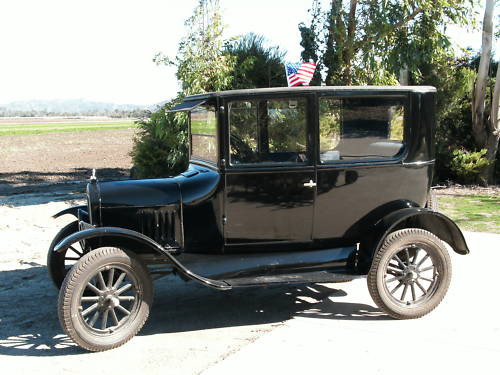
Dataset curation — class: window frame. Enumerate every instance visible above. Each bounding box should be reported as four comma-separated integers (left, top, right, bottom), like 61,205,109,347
225,94,315,169
316,93,410,166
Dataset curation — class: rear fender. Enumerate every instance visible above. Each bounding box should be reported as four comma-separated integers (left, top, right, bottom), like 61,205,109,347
54,227,231,290
358,208,469,273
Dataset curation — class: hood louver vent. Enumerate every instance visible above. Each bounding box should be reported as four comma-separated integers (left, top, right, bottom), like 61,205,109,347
139,206,182,248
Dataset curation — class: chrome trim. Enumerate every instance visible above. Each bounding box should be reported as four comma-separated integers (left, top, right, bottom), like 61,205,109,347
402,159,435,168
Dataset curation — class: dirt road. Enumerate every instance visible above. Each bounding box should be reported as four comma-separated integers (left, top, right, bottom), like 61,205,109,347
0,192,499,375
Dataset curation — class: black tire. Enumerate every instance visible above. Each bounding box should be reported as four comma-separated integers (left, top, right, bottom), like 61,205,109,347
58,247,153,352
425,190,439,211
367,228,451,319
47,221,84,288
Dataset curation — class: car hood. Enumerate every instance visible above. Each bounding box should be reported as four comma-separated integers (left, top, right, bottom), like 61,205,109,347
97,164,220,209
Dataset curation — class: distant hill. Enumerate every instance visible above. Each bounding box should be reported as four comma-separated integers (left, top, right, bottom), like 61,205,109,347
0,99,148,117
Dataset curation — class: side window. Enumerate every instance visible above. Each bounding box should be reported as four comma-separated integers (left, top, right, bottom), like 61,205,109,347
229,101,258,164
229,98,309,165
191,105,217,163
319,97,405,162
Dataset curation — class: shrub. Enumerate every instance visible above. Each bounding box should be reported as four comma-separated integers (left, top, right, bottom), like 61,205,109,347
130,103,188,179
450,148,490,184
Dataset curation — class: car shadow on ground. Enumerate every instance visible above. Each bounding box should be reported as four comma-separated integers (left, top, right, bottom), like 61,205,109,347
0,267,388,357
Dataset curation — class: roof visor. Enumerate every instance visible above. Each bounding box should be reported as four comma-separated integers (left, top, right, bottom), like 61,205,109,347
168,99,207,112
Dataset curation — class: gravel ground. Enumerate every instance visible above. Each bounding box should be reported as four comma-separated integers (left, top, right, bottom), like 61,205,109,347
435,184,500,196
0,194,498,375
1,130,498,373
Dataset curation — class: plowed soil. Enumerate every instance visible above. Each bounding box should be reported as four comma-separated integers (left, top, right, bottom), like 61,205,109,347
0,129,136,195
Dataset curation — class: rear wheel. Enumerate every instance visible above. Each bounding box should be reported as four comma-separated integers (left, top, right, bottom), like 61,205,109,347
367,228,451,319
58,247,153,351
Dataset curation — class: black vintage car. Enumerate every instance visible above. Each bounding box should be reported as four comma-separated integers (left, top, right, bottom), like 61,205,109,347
49,86,469,351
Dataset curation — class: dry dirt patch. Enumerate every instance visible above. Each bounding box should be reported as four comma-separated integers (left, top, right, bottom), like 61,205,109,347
0,129,136,194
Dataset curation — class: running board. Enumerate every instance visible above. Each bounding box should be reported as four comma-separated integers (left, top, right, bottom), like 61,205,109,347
222,271,366,288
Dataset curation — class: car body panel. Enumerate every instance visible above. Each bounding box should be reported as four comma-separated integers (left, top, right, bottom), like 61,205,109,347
52,86,468,286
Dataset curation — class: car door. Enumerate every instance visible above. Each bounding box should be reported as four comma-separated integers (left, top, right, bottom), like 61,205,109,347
313,93,415,242
223,95,316,248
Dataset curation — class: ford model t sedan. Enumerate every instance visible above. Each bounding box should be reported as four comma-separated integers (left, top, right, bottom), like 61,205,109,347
49,86,469,351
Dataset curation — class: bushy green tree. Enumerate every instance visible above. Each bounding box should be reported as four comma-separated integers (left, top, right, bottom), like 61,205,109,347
130,102,188,178
299,0,475,85
154,0,235,95
132,0,234,178
225,33,287,89
298,0,323,85
450,149,490,184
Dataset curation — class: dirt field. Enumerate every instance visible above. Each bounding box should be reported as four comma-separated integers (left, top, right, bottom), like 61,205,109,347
0,129,135,195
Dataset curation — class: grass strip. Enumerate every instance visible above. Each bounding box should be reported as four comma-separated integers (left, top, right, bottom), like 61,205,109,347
0,121,134,128
0,125,136,136
438,194,500,234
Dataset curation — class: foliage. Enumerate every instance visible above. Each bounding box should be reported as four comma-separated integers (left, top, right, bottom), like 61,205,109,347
450,148,490,184
298,0,323,85
154,0,234,95
130,102,188,179
319,98,341,151
266,99,308,152
225,33,287,89
133,0,234,178
421,54,477,182
298,0,476,86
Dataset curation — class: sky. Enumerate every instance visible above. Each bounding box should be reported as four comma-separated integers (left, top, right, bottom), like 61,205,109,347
0,0,493,106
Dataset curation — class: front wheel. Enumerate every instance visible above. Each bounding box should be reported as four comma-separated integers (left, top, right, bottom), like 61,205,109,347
367,228,451,319
58,247,153,351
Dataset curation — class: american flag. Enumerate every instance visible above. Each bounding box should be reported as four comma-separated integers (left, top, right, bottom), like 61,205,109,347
285,62,317,87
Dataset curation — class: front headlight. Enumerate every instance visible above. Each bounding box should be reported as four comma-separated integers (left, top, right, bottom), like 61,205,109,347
86,181,100,225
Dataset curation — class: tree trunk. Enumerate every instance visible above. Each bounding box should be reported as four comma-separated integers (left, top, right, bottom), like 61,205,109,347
481,53,500,183
325,0,344,85
479,133,500,184
472,0,494,148
343,0,358,85
399,67,409,85
472,0,496,185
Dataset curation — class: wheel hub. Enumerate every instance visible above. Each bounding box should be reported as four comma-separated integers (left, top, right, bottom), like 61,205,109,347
106,295,120,309
99,290,120,310
403,268,419,283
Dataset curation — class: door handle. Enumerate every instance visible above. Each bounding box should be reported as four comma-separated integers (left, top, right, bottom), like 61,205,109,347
303,179,317,188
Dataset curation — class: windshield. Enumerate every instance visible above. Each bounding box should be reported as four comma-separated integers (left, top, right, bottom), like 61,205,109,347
190,105,217,164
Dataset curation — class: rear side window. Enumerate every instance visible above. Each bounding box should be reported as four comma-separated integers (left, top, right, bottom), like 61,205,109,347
319,97,405,163
229,98,309,165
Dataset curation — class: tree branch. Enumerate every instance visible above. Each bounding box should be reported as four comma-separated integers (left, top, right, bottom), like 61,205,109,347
357,7,423,50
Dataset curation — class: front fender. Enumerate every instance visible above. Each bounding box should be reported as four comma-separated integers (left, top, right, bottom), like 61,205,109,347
54,227,230,290
52,205,88,220
359,208,469,273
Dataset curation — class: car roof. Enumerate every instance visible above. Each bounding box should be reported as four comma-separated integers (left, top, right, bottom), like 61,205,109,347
183,86,436,101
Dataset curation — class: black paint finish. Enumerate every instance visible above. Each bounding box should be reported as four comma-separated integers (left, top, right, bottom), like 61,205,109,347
53,86,468,286
224,167,315,246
